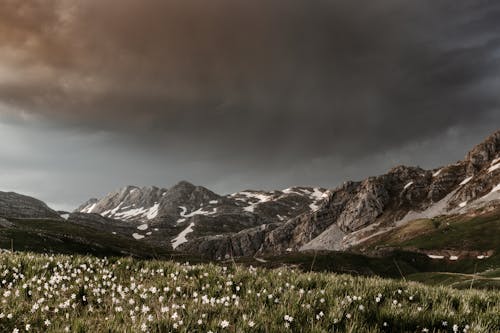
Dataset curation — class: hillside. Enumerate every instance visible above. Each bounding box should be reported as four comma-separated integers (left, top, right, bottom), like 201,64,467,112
0,217,176,259
0,191,60,219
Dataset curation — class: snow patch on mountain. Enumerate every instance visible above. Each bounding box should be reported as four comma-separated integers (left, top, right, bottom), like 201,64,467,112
460,176,473,186
309,202,321,212
428,254,444,259
172,222,195,249
176,206,217,223
282,188,304,195
477,183,500,203
403,181,413,190
308,188,330,212
81,203,97,213
432,169,442,177
491,183,500,193
104,203,160,221
310,188,327,200
231,191,274,213
145,203,160,219
102,202,124,217
488,162,500,173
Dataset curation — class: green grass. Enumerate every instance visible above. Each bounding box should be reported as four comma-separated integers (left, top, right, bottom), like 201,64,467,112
357,208,500,255
0,218,172,258
239,251,499,290
251,251,423,278
2,212,500,297
394,213,500,252
0,218,210,265
0,251,498,333
349,209,500,279
406,272,500,290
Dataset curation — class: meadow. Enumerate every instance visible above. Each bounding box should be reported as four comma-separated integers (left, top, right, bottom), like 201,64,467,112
0,251,498,333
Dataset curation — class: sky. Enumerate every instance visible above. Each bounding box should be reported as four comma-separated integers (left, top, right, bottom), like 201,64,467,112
1,0,499,210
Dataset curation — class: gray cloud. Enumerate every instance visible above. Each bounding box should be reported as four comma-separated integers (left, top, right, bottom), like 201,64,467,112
0,0,499,209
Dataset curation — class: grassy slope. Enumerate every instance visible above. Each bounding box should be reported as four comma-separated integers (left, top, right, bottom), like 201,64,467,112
407,272,500,290
350,207,500,288
234,208,500,290
360,207,500,254
388,214,499,253
0,218,175,259
0,252,498,333
1,210,499,291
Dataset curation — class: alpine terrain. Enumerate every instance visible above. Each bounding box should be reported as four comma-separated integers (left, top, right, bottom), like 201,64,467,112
72,130,500,263
1,130,499,288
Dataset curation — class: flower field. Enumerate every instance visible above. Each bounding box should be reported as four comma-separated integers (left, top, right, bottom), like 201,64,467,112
0,251,498,332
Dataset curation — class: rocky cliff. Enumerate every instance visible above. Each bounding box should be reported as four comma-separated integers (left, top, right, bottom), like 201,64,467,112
258,130,500,255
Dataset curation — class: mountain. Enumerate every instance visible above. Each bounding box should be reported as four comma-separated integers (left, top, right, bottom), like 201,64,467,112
257,130,500,255
1,130,498,272
76,182,329,223
73,181,330,251
0,191,176,258
173,130,499,259
0,191,61,219
70,131,500,261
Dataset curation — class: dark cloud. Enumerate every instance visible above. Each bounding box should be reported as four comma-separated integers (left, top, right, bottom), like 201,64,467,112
0,0,499,208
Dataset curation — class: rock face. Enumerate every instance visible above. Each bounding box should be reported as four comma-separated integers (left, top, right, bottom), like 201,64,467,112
258,130,500,255
0,191,60,219
178,223,280,259
465,130,500,175
77,186,167,221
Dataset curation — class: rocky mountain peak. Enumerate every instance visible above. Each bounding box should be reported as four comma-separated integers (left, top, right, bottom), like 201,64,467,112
252,131,500,257
76,198,99,213
68,130,500,259
162,181,219,206
387,165,426,178
119,185,139,194
465,130,500,175
74,185,167,222
171,180,196,191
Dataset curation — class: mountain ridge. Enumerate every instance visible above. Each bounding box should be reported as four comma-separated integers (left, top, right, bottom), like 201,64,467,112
1,130,498,261
68,129,500,259
258,130,500,255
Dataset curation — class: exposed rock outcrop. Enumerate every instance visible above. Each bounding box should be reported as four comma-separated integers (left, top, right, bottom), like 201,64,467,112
257,130,500,256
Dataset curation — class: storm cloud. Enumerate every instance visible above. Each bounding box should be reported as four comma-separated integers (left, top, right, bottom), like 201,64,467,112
0,0,499,209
